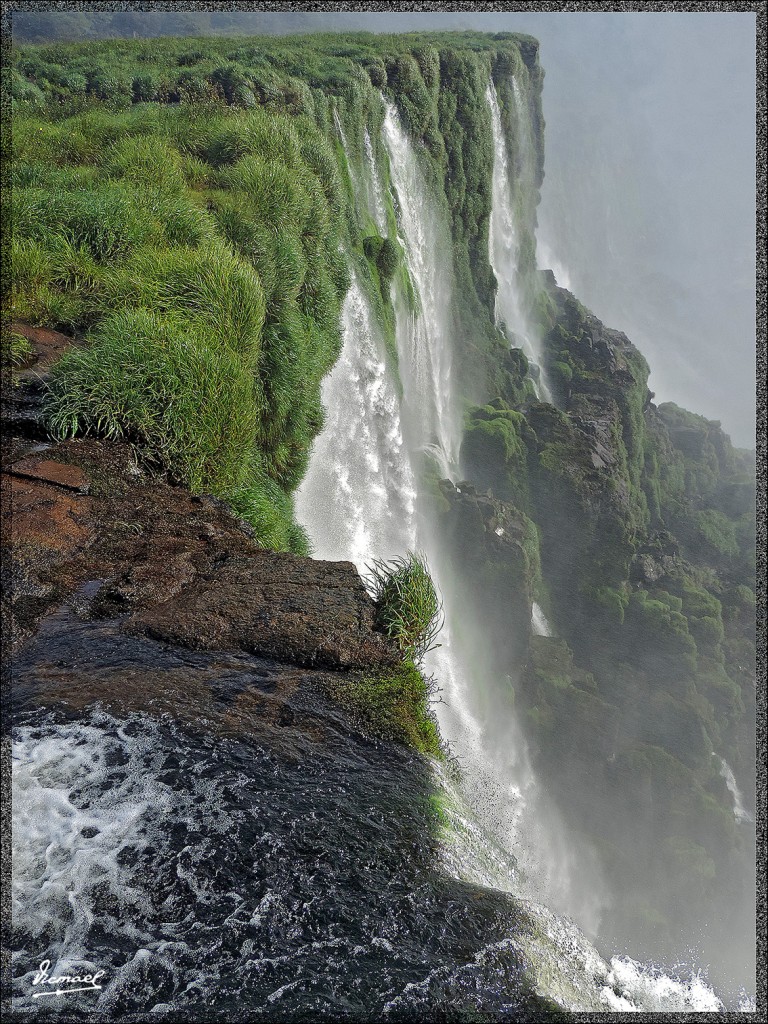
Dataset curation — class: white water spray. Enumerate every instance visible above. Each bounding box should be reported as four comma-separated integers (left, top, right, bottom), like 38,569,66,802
531,602,552,637
714,754,753,824
382,101,462,477
487,80,552,402
296,271,417,570
303,96,606,937
364,129,388,234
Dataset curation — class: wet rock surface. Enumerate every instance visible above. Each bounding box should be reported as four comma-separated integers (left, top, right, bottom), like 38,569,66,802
3,327,398,718
3,435,397,672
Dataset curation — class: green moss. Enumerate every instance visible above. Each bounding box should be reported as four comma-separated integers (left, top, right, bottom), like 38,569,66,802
324,659,443,758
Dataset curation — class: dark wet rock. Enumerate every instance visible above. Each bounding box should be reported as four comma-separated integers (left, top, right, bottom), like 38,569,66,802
437,480,536,668
125,552,397,669
1,323,79,445
3,437,396,675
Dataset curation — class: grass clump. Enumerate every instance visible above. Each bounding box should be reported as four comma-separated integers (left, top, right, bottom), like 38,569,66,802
1,330,33,369
365,552,443,664
46,308,260,496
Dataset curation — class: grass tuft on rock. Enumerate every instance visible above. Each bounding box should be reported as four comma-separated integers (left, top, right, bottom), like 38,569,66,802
364,552,443,665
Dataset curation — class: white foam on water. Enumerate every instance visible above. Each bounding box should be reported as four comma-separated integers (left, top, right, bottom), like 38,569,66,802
599,956,725,1012
11,718,188,1011
12,721,170,953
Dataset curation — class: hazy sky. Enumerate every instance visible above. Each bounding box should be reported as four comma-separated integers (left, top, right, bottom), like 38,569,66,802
14,9,757,446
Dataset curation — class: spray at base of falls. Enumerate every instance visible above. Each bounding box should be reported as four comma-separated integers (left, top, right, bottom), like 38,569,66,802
487,80,553,403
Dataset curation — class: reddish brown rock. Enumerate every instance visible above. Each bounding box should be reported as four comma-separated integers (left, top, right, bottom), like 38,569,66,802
3,435,397,671
9,321,77,371
3,473,94,553
9,458,91,493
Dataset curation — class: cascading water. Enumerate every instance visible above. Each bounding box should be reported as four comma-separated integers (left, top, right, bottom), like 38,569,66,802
383,93,609,939
364,128,388,234
531,602,552,637
295,271,417,568
487,80,553,402
381,101,462,479
301,91,606,941
714,754,753,824
295,93,734,1014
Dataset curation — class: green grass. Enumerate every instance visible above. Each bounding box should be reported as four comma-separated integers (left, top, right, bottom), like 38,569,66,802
364,552,443,665
1,330,33,369
9,96,349,553
46,307,260,494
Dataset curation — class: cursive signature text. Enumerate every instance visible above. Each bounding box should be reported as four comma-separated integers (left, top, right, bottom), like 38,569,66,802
31,959,105,998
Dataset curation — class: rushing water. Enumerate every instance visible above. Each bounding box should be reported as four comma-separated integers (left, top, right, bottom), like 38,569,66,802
487,79,553,402
364,128,388,234
714,754,754,825
531,602,552,637
382,101,462,478
11,604,731,1018
295,272,417,567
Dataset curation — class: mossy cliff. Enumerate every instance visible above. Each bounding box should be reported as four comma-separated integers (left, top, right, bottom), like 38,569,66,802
7,31,754,966
454,275,755,956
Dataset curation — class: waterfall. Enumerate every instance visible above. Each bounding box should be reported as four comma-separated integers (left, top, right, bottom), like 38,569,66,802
714,754,753,824
299,96,606,938
531,602,552,637
382,101,462,478
295,271,417,570
487,80,553,403
364,128,388,234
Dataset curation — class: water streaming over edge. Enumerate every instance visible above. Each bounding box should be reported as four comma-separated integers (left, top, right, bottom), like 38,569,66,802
487,79,553,403
295,93,739,1013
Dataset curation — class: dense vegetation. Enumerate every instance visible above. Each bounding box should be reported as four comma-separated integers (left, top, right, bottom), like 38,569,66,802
8,30,540,548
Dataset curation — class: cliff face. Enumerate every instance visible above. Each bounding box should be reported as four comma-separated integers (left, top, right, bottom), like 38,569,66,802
4,326,452,766
456,275,755,959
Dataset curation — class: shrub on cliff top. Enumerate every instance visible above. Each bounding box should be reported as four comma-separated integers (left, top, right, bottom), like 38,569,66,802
365,553,443,664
